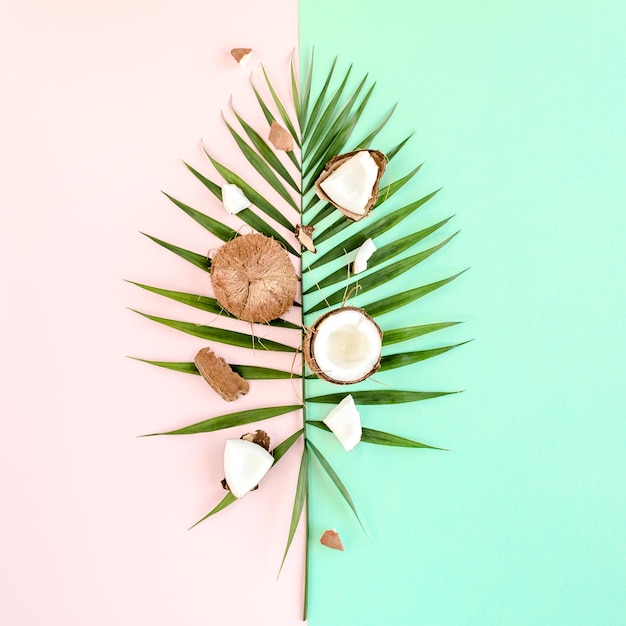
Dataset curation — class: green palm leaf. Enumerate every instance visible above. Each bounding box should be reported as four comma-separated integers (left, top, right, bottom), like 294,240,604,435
162,192,237,241
130,310,297,352
303,72,368,178
231,107,300,193
202,149,296,231
223,118,299,211
303,83,376,194
308,189,440,270
363,270,467,318
303,217,453,294
308,421,443,450
129,358,299,380
290,54,301,127
306,439,364,530
300,50,315,128
142,233,210,273
308,390,459,405
251,83,301,171
261,66,301,149
144,404,302,436
279,448,308,572
382,322,463,346
378,342,470,372
302,56,337,139
307,233,458,313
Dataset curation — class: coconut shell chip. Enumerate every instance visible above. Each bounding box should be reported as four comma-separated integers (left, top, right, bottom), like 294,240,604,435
268,120,294,151
194,347,250,402
295,224,316,253
314,149,387,222
230,48,252,65
320,529,344,551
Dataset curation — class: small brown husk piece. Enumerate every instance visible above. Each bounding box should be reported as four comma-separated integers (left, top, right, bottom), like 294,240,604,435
194,347,249,401
320,529,344,551
210,234,297,323
268,120,294,151
314,149,387,221
295,224,316,253
230,48,252,66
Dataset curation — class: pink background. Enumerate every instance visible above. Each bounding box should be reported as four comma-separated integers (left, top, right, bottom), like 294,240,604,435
0,1,306,624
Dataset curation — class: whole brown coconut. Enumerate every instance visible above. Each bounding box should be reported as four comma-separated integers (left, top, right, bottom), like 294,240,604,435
210,234,297,323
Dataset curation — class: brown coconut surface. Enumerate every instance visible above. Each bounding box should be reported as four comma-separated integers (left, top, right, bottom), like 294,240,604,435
210,234,297,323
314,149,387,222
194,347,249,402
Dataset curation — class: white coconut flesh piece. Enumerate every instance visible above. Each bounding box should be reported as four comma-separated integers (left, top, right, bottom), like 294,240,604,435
319,151,380,216
323,395,362,451
223,438,274,498
222,183,251,215
352,238,377,274
312,308,382,383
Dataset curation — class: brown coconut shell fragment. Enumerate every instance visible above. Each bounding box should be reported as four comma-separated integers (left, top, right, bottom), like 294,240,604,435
314,149,387,222
295,224,316,253
268,120,294,152
221,430,271,491
194,347,249,402
320,529,344,551
230,48,252,65
210,234,297,323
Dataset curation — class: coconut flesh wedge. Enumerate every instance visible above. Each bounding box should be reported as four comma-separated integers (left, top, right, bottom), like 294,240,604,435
352,238,377,274
223,438,274,498
323,395,362,451
221,183,251,215
315,150,386,221
305,306,382,385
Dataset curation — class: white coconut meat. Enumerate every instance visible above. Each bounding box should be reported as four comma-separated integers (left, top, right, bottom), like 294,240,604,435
352,238,377,274
223,438,274,498
323,395,362,451
222,183,251,215
319,151,380,216
311,308,382,383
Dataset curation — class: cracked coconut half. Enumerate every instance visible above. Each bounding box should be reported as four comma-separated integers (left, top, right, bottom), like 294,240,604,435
314,149,386,221
304,306,383,385
210,233,297,323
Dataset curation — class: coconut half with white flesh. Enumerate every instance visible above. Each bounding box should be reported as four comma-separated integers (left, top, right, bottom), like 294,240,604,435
223,438,274,498
314,150,386,221
305,306,383,385
323,395,362,451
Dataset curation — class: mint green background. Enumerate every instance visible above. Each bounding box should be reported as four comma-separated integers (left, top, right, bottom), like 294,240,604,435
300,1,626,624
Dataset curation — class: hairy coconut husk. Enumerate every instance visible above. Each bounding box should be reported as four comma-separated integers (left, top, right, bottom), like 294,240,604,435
320,529,344,551
304,306,383,385
222,429,271,491
268,120,294,151
210,234,297,323
194,347,249,402
314,149,387,221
